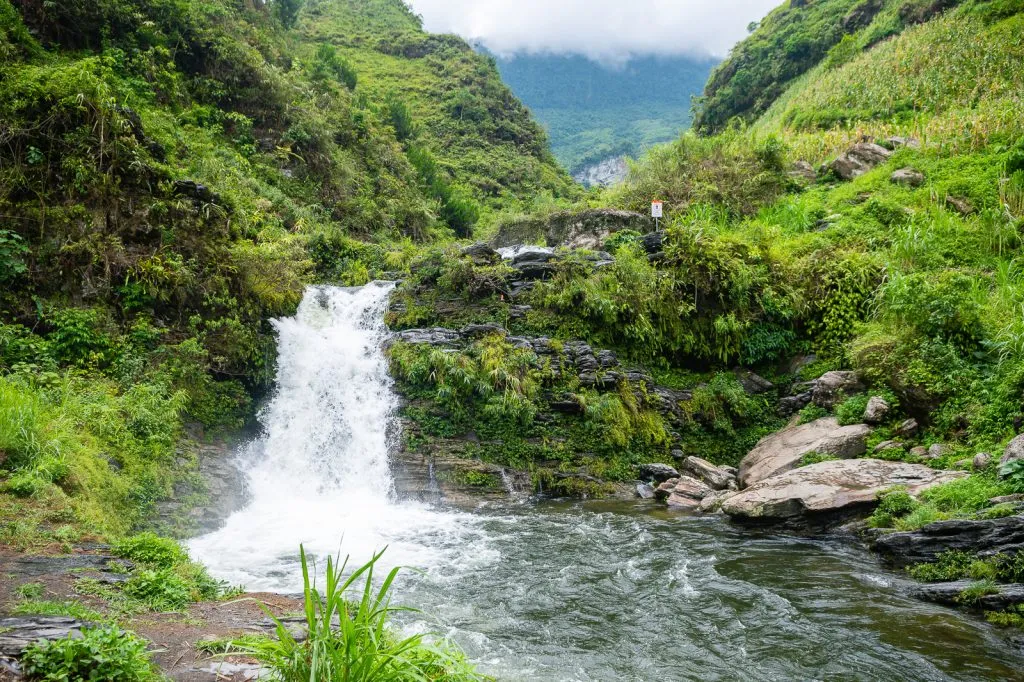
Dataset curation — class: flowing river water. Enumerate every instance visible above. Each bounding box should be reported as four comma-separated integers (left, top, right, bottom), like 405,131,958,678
189,284,1024,681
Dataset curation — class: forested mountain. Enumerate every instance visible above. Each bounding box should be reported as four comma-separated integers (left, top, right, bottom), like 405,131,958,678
495,53,717,180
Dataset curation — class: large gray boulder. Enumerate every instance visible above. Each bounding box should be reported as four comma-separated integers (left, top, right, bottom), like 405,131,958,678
722,459,966,528
738,417,871,488
1000,434,1024,472
829,142,893,180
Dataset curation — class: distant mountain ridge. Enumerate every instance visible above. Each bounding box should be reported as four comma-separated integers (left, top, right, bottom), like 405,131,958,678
491,53,718,182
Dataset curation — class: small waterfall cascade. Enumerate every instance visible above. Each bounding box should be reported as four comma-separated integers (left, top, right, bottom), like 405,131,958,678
189,283,484,591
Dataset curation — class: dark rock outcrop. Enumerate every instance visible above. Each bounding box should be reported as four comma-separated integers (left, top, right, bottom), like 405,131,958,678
493,209,651,249
0,616,93,657
910,580,1024,611
871,515,1024,567
639,463,680,483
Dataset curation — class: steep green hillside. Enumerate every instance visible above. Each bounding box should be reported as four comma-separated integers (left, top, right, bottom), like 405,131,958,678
694,0,1023,133
0,0,570,543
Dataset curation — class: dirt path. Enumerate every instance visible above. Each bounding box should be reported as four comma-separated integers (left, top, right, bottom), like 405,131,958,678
0,547,303,681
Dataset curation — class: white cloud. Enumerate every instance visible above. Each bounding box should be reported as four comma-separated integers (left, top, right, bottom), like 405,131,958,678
405,0,779,62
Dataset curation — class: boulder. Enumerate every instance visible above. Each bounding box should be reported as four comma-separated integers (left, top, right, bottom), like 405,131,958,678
682,456,737,491
883,136,921,150
890,168,925,187
512,260,558,280
872,515,1024,567
503,245,556,265
896,418,920,438
927,443,949,460
945,195,974,215
663,476,714,510
1000,434,1024,472
640,231,666,255
737,371,774,395
738,417,871,488
829,143,893,180
698,489,737,514
722,459,966,528
862,396,891,424
460,242,500,265
636,483,656,500
638,463,680,484
788,160,817,183
811,371,864,408
974,452,992,469
909,446,928,458
873,440,906,454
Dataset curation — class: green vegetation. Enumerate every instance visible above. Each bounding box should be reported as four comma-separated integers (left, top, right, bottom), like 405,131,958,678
244,546,487,681
21,626,158,681
0,0,574,539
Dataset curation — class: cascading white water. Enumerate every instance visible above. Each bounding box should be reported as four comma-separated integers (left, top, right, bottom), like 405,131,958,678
189,283,490,591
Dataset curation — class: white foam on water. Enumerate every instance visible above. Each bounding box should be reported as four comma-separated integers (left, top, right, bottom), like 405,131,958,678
188,283,491,592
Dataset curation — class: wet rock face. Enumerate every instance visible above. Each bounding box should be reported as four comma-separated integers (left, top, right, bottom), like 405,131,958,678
829,142,893,180
722,459,966,529
910,580,1024,611
871,515,1024,567
738,417,871,488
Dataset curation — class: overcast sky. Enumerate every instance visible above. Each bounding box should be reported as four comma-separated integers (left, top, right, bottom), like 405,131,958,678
405,0,780,63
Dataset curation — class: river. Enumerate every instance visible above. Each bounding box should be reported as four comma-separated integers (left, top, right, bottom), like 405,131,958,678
188,284,1024,681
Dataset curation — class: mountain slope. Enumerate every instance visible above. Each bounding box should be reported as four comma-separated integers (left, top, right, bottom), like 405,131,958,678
494,54,717,179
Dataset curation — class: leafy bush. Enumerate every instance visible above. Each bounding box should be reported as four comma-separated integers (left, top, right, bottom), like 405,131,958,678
243,546,485,681
123,568,192,611
114,532,188,569
868,488,920,528
21,626,156,681
834,395,870,425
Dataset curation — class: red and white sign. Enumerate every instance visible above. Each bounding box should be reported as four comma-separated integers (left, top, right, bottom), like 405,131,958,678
651,200,663,218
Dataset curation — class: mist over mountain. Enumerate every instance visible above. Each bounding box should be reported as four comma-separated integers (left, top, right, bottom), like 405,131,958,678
493,53,718,183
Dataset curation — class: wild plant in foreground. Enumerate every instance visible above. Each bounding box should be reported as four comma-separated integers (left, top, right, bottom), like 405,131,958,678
243,545,486,681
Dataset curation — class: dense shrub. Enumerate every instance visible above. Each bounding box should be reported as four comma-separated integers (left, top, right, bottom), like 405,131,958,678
21,626,156,681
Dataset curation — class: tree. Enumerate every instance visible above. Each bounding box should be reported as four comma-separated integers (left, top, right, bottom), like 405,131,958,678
273,0,304,29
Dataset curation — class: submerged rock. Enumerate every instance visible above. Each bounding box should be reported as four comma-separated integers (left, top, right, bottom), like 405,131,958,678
738,417,871,488
722,459,965,528
871,515,1024,567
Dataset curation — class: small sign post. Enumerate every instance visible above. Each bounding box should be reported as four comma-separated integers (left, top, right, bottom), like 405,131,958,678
651,200,663,230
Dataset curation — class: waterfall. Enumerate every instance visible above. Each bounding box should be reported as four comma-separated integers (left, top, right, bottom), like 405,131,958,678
189,283,486,591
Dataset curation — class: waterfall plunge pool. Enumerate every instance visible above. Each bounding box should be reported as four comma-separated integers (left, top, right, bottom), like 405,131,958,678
189,284,1024,681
